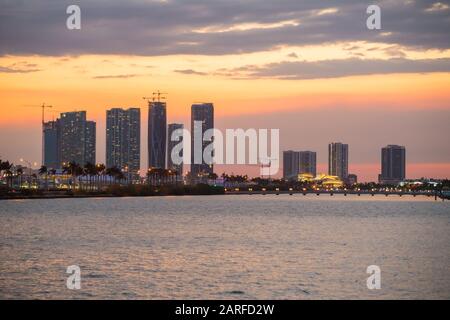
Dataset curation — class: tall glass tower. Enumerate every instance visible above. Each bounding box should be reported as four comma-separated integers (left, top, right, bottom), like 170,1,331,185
299,151,317,177
190,103,214,178
148,101,167,169
106,108,141,176
328,142,348,180
43,120,60,169
379,145,406,184
59,111,96,166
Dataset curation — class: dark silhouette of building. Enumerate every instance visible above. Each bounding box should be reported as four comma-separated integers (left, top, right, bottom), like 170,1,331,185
347,174,358,185
148,101,167,169
106,108,140,176
379,145,406,185
299,151,317,177
191,103,214,178
43,120,60,169
167,123,183,176
85,120,96,165
328,142,348,180
283,150,299,180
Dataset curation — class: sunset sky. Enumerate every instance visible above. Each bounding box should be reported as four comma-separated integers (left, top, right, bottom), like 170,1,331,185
1,0,450,181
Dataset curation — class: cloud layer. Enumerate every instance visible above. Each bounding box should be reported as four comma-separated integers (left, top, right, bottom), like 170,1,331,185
1,0,449,56
220,57,450,79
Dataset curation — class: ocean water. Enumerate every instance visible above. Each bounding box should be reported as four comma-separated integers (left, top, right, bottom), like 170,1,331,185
0,194,449,299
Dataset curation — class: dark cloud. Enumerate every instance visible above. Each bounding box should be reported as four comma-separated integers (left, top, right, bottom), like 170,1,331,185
0,65,41,73
222,57,450,79
174,69,207,75
0,0,449,56
92,74,142,79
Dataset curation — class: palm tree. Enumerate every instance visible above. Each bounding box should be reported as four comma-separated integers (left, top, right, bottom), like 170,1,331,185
16,167,23,188
4,169,13,189
161,168,170,185
0,160,12,175
147,167,157,186
106,166,122,185
0,160,13,188
96,163,106,189
167,169,178,185
208,172,218,184
63,162,82,190
147,167,168,186
84,162,96,191
39,165,48,190
49,169,57,189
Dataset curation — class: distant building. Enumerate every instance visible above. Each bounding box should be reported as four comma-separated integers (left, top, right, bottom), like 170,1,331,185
191,103,214,178
85,121,96,165
43,120,60,169
328,142,348,180
379,145,406,185
299,151,316,177
167,123,183,176
106,108,141,176
347,174,358,185
302,173,343,188
59,111,96,166
283,150,299,180
148,101,167,169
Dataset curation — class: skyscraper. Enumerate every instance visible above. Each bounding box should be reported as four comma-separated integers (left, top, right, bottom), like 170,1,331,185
191,103,214,177
106,108,141,176
379,145,406,185
299,151,317,177
85,121,96,165
283,150,299,180
59,111,96,166
43,120,60,169
167,123,183,176
328,142,348,180
148,101,167,169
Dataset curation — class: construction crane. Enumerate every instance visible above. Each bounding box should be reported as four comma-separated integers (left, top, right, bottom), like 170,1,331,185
48,109,63,121
40,104,53,124
143,90,168,105
153,90,167,102
23,103,53,124
22,103,53,167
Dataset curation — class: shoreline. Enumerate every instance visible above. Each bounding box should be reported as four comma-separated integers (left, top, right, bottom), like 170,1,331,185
0,193,222,201
1,190,446,201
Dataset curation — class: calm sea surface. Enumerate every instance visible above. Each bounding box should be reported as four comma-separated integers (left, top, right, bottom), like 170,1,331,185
0,195,449,299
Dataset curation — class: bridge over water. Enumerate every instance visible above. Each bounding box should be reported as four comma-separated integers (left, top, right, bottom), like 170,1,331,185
225,189,447,200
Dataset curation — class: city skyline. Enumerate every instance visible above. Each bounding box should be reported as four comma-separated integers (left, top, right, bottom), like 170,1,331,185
2,102,447,182
2,0,450,304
